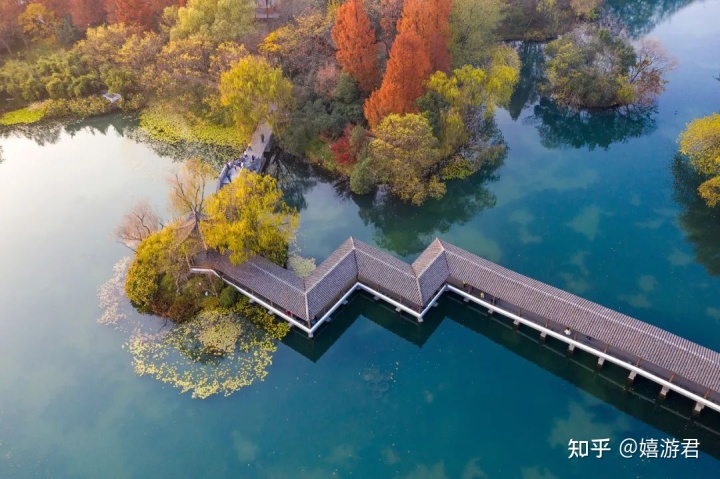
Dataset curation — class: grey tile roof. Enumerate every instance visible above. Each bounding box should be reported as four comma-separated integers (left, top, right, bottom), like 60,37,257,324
353,239,423,308
412,239,449,304
438,240,720,394
191,237,720,398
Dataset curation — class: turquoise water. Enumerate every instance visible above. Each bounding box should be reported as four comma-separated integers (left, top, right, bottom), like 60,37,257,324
2,1,720,477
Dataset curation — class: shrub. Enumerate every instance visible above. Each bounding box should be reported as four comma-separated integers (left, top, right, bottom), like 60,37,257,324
219,286,239,307
42,97,115,120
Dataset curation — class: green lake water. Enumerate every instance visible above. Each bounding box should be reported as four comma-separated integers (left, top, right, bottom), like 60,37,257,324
1,1,720,477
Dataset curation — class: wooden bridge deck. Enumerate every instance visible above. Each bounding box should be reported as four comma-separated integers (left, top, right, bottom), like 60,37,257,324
190,237,720,414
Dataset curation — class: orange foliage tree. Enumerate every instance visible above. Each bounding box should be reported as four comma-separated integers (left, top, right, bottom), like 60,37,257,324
106,0,154,29
37,0,70,18
0,0,23,54
364,28,431,128
331,0,379,92
397,0,452,73
69,0,106,32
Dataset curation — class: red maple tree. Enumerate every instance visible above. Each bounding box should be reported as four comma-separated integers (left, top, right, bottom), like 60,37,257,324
331,0,379,92
363,28,431,128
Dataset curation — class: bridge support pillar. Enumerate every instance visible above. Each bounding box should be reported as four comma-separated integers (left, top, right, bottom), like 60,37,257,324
540,331,547,343
513,320,520,330
659,386,670,400
597,357,605,369
693,402,705,416
627,370,637,384
567,343,575,355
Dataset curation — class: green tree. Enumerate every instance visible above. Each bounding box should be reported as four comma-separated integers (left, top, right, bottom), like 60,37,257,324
125,224,202,319
544,25,636,108
367,114,444,205
219,56,294,143
420,48,519,155
449,0,504,67
544,25,675,108
201,170,299,266
679,113,720,207
171,0,255,43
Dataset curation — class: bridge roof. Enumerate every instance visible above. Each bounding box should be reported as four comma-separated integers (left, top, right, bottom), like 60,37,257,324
191,237,720,397
438,240,720,394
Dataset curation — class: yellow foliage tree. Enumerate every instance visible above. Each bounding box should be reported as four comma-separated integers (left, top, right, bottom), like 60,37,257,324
368,114,444,205
219,56,294,143
679,113,720,207
19,3,57,42
201,170,299,265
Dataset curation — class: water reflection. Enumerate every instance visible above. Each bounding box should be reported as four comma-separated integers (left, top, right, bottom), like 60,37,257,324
266,152,321,212
0,122,64,146
286,291,720,460
508,42,546,120
352,157,503,257
671,155,720,276
527,98,658,150
604,0,696,37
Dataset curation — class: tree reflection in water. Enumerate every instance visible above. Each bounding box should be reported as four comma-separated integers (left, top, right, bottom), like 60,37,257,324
527,98,657,150
0,122,64,146
265,151,321,212
507,42,545,120
671,155,720,276
350,154,504,257
604,0,696,38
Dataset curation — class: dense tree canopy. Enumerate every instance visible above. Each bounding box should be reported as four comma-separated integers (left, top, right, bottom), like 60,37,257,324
397,0,452,74
171,0,255,42
679,114,720,207
202,170,299,265
449,0,504,68
219,56,294,143
366,114,444,205
331,0,379,92
544,25,674,108
364,29,431,128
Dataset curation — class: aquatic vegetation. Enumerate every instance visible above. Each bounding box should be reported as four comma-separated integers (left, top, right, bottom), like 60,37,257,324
287,253,317,278
139,104,245,150
99,256,290,398
98,259,292,398
97,256,133,327
128,303,289,399
0,106,46,126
